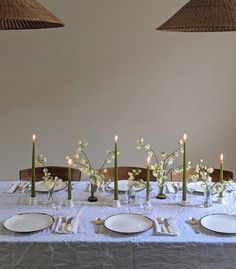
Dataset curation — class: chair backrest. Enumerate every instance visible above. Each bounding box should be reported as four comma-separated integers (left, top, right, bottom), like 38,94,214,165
19,166,81,181
171,168,233,182
101,166,156,181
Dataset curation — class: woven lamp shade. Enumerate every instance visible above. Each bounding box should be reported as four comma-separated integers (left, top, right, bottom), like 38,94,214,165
157,0,236,32
0,0,64,30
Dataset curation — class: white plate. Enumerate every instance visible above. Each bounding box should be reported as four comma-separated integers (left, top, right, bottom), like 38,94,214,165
187,181,206,194
4,213,54,233
200,214,236,234
104,213,153,234
35,181,67,193
107,180,146,192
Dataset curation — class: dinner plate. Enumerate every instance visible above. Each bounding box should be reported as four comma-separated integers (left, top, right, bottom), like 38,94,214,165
200,214,236,234
107,180,146,193
35,181,67,193
104,213,153,234
4,213,54,233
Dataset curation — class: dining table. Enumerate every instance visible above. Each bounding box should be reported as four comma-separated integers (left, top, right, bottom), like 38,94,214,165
0,180,236,269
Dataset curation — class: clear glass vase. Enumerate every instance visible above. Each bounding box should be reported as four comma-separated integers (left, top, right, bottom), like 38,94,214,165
202,188,212,208
127,187,136,204
88,183,98,202
157,183,167,199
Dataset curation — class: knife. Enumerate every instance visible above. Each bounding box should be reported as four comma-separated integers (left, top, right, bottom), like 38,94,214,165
163,218,173,235
66,217,74,232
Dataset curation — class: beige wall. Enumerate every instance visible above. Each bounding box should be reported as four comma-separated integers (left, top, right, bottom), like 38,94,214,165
0,0,235,180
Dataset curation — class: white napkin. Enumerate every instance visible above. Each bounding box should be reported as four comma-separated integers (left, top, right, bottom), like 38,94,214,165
166,183,176,194
154,217,179,236
54,216,79,234
6,181,22,193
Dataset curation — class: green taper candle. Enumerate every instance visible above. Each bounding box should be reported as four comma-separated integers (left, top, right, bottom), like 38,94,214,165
182,134,187,202
31,134,36,198
114,135,119,201
68,159,72,200
146,156,151,201
219,153,224,198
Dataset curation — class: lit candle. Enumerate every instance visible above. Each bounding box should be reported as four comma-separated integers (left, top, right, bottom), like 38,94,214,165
220,153,224,198
182,134,187,202
68,158,72,200
146,156,151,201
114,135,119,201
31,134,36,198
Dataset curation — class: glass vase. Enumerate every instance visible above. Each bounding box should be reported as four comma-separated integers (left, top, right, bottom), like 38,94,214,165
88,183,98,202
48,188,54,203
127,187,136,204
157,183,167,199
202,188,212,208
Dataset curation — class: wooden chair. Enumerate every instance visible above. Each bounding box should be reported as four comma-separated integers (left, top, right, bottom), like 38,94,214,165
19,166,81,181
100,166,156,181
171,168,233,182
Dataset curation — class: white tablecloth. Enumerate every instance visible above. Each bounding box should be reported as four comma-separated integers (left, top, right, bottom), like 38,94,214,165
0,181,236,269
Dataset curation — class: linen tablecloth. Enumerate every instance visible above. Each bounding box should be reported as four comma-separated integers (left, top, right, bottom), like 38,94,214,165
0,181,236,269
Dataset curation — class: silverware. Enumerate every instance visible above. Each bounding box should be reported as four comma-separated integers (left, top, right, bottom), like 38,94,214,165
188,217,200,234
156,218,165,233
163,218,173,234
58,217,67,232
66,217,74,232
172,183,178,194
94,217,103,234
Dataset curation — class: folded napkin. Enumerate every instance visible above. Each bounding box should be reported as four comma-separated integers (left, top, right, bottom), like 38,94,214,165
54,216,79,234
154,217,179,236
166,183,176,194
6,181,22,194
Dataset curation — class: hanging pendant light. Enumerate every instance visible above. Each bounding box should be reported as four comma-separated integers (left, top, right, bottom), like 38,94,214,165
157,0,236,32
0,0,64,30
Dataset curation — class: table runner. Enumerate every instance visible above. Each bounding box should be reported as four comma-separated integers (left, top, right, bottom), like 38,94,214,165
0,181,235,269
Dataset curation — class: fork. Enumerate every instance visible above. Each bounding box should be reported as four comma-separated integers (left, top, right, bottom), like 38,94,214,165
156,218,165,233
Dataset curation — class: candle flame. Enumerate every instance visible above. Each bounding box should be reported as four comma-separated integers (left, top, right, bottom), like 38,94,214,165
68,158,73,166
183,133,187,141
220,153,224,162
147,156,151,165
115,135,118,142
32,134,36,141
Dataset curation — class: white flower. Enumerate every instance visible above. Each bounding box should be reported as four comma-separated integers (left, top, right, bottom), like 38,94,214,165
207,167,214,174
144,144,150,151
148,151,154,158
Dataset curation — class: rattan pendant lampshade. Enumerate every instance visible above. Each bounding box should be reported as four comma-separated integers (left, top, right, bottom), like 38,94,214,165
157,0,236,32
0,0,64,30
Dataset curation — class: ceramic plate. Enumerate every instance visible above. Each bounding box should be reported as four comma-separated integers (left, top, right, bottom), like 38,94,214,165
35,181,67,193
200,214,236,234
104,213,153,234
107,180,146,193
4,213,54,233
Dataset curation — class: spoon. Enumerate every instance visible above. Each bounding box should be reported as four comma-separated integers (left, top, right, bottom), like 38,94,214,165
189,217,200,234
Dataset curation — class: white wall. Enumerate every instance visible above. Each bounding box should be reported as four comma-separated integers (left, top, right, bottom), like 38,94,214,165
0,0,235,180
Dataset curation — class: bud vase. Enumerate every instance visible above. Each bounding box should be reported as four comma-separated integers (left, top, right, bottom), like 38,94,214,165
127,187,136,204
202,188,212,208
88,184,98,202
157,183,167,199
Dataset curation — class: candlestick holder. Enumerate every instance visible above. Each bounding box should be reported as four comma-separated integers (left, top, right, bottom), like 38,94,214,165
28,196,37,206
178,200,190,207
216,197,226,205
65,199,74,208
113,199,121,208
140,200,152,210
